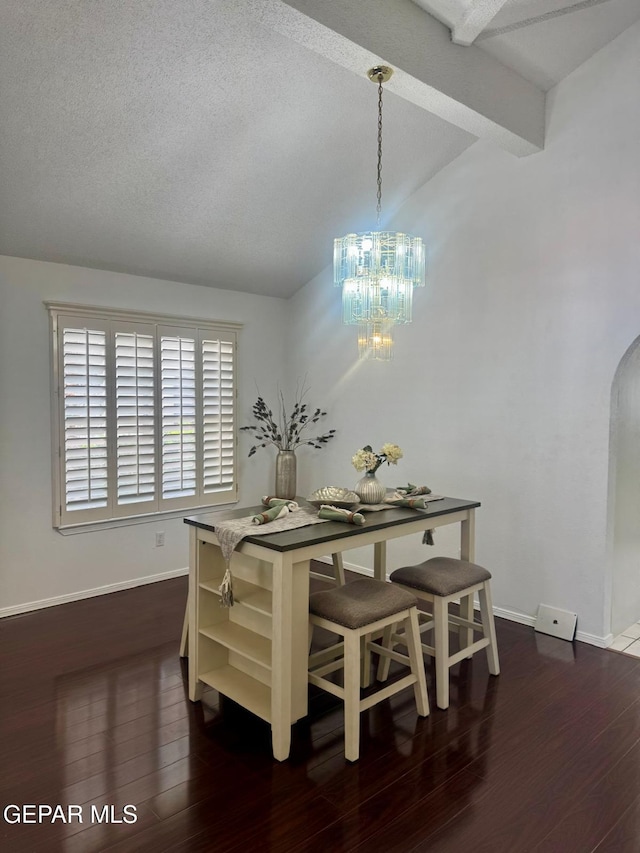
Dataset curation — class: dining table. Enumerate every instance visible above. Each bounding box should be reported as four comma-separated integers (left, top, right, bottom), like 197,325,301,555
184,495,480,760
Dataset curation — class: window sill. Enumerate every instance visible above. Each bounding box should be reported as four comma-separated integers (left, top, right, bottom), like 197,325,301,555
56,501,240,535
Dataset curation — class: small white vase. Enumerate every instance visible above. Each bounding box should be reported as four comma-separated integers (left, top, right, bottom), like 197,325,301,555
354,471,386,504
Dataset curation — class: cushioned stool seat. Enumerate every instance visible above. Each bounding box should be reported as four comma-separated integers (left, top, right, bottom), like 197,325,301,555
379,557,500,710
308,578,429,761
391,557,492,597
309,577,418,629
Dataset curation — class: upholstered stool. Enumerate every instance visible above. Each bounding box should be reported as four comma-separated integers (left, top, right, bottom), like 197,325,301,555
308,578,429,761
378,557,500,710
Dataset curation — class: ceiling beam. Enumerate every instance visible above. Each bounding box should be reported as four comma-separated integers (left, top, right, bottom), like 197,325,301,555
249,0,544,156
477,0,616,41
450,0,511,45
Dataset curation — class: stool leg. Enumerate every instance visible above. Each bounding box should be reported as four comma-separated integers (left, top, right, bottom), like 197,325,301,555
459,594,475,659
331,553,346,586
376,622,395,682
404,609,429,717
344,631,362,762
361,634,372,688
433,596,450,710
479,582,500,676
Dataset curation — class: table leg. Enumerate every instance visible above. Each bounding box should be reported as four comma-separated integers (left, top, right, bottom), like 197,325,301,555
460,508,476,653
373,541,387,582
179,599,189,657
270,556,310,760
460,508,476,562
188,529,202,702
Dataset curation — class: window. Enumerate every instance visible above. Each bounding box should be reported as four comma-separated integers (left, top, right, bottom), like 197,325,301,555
47,303,240,529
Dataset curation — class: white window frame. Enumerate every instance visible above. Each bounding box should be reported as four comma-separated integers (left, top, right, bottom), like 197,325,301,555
47,302,241,531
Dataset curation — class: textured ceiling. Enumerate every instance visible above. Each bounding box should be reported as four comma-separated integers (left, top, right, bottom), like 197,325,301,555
1,0,638,297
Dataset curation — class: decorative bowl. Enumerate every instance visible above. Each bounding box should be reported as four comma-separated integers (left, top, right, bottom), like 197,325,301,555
306,487,360,509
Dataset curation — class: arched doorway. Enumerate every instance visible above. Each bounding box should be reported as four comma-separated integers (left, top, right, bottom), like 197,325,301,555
609,334,640,637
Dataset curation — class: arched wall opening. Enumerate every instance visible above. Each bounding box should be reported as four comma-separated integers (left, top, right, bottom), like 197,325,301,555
609,333,640,638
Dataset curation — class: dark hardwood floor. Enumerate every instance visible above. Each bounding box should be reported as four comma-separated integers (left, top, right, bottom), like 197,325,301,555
2,567,640,852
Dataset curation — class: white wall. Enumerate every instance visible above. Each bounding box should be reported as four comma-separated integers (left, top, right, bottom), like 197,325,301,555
289,20,640,643
0,256,288,613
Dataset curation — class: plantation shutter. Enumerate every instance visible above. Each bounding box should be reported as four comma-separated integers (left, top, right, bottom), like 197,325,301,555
50,305,239,528
58,318,110,524
159,327,198,506
202,333,236,495
113,324,156,516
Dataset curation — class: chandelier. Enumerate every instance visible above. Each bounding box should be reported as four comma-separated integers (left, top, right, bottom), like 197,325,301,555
334,66,425,361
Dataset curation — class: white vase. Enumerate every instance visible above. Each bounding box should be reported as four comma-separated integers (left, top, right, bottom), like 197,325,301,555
354,471,386,504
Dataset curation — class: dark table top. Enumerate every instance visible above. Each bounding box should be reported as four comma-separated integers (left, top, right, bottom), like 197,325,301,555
184,496,480,553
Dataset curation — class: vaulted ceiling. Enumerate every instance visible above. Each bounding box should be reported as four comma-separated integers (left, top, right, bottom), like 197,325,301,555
1,0,638,297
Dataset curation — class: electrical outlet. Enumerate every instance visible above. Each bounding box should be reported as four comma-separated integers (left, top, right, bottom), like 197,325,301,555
155,531,165,547
535,604,577,641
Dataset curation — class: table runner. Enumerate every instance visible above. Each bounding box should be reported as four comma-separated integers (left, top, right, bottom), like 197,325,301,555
216,507,328,606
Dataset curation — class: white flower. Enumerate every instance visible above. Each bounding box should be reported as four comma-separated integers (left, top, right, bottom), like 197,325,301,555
352,449,378,472
352,443,403,473
381,443,403,464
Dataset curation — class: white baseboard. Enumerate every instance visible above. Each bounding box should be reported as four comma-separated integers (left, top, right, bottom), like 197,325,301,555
577,631,613,649
493,606,610,647
492,605,536,628
315,558,611,649
314,555,372,575
0,567,189,619
3,559,614,650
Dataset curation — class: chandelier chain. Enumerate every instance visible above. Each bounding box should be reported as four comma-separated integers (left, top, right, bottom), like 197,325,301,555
376,73,383,227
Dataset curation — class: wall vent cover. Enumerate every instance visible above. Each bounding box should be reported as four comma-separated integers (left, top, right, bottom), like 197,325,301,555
535,604,577,641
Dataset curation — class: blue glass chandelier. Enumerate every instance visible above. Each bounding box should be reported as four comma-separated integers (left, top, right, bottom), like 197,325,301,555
334,66,425,360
